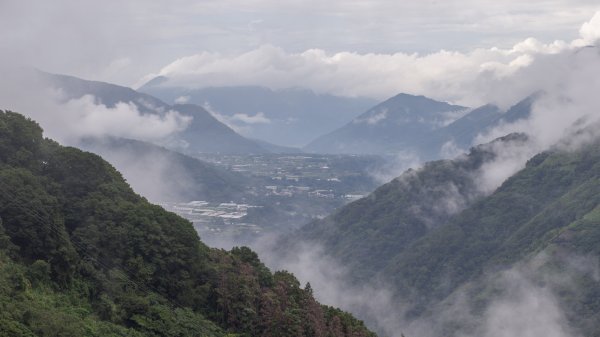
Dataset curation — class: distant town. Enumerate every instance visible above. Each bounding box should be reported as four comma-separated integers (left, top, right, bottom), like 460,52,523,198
196,153,378,200
165,154,380,242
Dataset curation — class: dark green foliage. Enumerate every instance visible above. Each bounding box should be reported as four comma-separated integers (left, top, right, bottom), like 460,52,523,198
0,110,376,337
385,142,600,302
0,111,43,169
0,167,78,284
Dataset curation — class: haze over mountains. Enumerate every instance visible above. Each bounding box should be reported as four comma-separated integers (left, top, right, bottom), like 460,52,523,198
305,93,536,159
41,70,547,192
34,70,546,173
78,136,250,203
46,73,271,155
284,129,600,337
139,78,377,147
106,70,541,168
139,74,542,163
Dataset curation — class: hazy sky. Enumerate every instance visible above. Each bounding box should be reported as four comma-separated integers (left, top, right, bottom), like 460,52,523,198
1,1,599,102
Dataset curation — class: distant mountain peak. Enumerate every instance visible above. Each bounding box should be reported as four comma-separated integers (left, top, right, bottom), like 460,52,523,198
304,92,469,155
139,75,169,89
304,92,538,159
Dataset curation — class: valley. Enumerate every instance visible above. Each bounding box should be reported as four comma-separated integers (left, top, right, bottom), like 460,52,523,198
163,153,383,246
3,4,600,337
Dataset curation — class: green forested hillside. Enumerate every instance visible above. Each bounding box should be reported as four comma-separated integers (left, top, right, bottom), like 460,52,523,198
384,139,600,321
0,110,376,337
297,134,528,283
296,132,600,335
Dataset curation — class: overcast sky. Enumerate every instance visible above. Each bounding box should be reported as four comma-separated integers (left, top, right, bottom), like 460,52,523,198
1,1,599,104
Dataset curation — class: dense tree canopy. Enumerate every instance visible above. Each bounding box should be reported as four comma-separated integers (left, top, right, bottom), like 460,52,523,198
0,110,376,337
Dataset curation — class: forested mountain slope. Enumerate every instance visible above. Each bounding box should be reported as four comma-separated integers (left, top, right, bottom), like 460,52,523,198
387,136,600,301
0,110,376,337
297,133,529,283
295,130,600,336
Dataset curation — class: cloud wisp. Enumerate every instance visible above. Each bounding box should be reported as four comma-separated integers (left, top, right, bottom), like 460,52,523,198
0,70,191,146
253,236,591,337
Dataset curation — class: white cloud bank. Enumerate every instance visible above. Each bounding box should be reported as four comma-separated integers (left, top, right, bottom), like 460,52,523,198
144,12,600,108
57,95,191,143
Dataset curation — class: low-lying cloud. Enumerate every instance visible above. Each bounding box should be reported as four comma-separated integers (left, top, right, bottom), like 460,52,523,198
57,95,191,143
230,111,271,124
253,235,590,337
200,101,271,136
469,38,600,193
0,69,191,146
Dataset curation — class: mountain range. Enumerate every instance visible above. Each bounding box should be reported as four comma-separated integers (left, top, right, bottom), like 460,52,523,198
45,72,539,166
20,70,600,337
305,93,536,160
139,78,377,147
